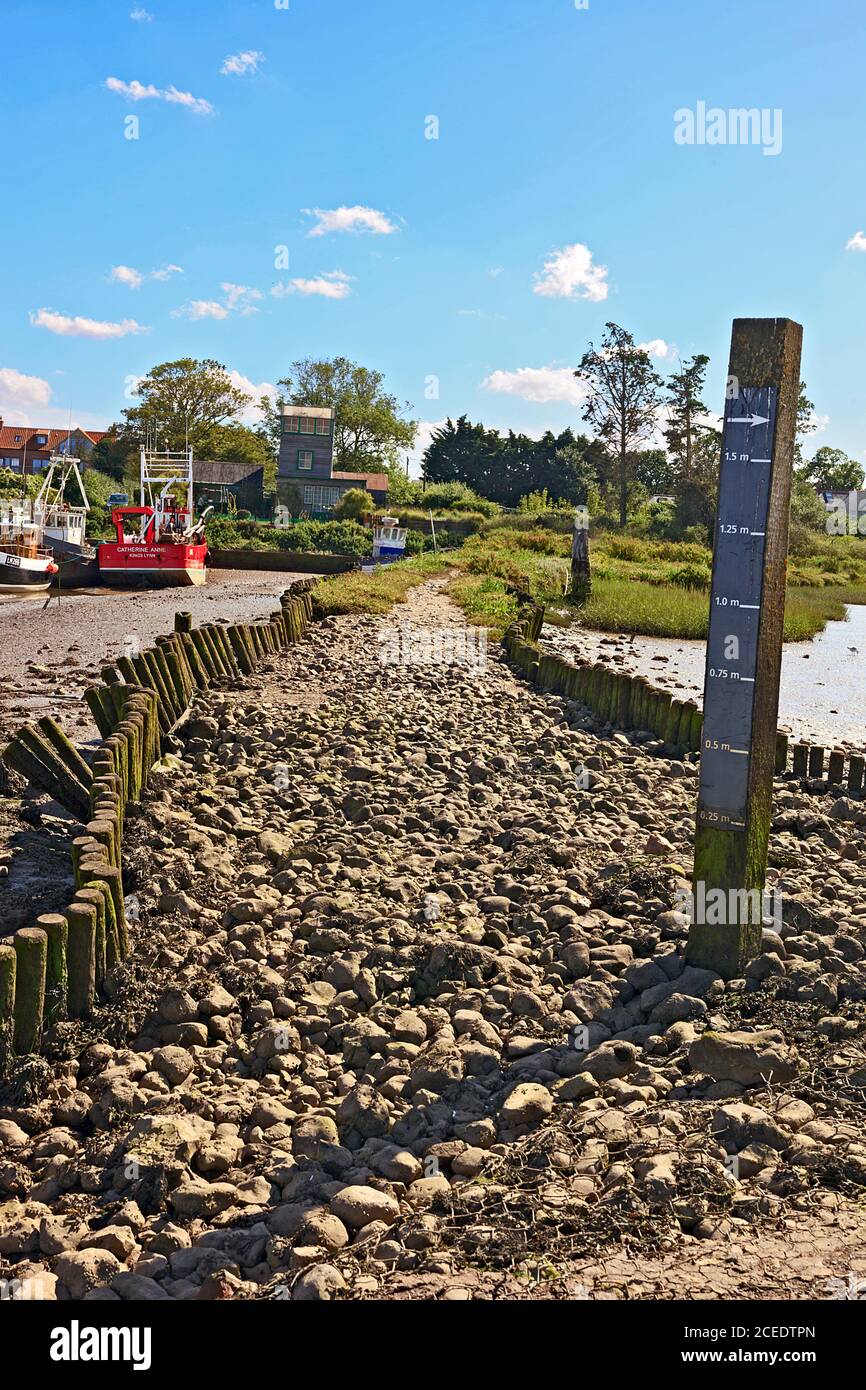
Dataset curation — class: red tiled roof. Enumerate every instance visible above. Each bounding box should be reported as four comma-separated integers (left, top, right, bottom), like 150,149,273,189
331,470,389,492
0,425,109,451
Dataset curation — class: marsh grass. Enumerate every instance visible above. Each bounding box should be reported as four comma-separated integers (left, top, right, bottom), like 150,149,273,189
311,525,866,644
311,552,447,616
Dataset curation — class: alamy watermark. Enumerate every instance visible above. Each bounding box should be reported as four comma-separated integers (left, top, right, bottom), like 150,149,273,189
674,102,782,157
378,624,487,669
824,491,866,536
676,882,782,929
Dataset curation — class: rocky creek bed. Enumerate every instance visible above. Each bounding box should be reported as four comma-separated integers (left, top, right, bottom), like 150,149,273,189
2,577,866,1302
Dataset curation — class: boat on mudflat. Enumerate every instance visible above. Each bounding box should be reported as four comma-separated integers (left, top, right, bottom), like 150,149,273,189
0,499,59,593
98,447,209,587
38,454,100,588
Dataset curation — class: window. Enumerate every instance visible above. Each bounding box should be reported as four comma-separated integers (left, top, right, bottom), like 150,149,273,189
1,458,21,471
31,458,51,472
297,450,314,470
315,418,330,436
300,416,317,434
303,484,341,513
35,435,47,446
283,417,299,433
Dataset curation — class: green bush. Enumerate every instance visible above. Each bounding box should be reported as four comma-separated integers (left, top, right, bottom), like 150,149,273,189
275,519,371,556
404,528,428,554
669,564,711,590
334,487,375,521
420,481,499,516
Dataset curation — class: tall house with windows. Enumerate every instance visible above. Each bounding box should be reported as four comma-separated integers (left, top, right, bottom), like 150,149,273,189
276,403,388,516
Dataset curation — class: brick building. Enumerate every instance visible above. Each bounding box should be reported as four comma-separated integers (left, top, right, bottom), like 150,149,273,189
0,422,109,475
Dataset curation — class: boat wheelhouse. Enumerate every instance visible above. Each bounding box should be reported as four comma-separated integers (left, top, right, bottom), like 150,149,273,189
98,448,208,587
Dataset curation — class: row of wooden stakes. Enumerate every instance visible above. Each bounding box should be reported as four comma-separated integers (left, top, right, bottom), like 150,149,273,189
0,583,316,1059
502,600,791,772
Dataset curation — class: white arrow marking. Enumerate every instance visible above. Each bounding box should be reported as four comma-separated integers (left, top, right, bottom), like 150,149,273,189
729,414,770,426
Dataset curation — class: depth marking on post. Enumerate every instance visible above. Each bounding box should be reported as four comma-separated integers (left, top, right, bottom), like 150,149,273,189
687,318,802,979
697,386,778,832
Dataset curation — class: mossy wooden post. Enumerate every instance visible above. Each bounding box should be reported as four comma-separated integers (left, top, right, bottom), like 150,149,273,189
688,317,802,978
13,927,47,1054
38,913,68,1025
66,901,97,1017
570,506,591,603
0,944,16,1059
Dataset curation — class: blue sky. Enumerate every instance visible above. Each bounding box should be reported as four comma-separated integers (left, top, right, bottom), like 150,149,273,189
3,0,866,470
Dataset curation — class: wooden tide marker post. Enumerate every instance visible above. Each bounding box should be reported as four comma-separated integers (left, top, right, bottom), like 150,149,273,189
570,505,591,603
687,318,802,978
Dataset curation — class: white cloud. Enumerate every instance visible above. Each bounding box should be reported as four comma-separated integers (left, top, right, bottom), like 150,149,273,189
227,370,277,424
172,299,229,321
533,242,608,302
407,418,448,478
846,230,866,252
109,264,144,289
0,367,53,420
488,266,504,278
220,51,264,77
276,271,353,300
305,205,398,237
110,263,183,289
130,7,153,20
105,76,213,116
172,283,262,320
804,410,830,436
30,308,148,339
221,282,263,315
637,338,675,360
482,365,590,407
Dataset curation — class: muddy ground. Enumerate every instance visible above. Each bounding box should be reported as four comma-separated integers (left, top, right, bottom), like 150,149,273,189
0,572,316,937
2,578,866,1302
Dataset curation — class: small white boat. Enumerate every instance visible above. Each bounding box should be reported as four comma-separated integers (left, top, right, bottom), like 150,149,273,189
0,500,59,592
371,515,407,564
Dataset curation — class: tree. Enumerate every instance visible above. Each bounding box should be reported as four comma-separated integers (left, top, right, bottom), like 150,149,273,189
260,356,416,471
334,487,375,521
119,359,251,451
89,432,136,482
384,463,424,507
575,323,663,527
633,448,677,494
421,418,607,507
663,353,710,486
790,472,829,531
794,380,816,467
800,445,864,492
422,417,504,495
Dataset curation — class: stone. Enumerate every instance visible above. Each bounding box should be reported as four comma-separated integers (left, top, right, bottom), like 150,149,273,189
499,1083,553,1127
689,1030,798,1086
55,1249,124,1299
292,1263,347,1300
329,1185,400,1229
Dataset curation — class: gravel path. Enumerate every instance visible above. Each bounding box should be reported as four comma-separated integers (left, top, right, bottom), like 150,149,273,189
2,578,865,1303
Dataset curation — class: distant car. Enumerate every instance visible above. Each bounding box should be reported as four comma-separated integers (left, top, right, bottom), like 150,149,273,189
107,493,129,508
649,495,676,506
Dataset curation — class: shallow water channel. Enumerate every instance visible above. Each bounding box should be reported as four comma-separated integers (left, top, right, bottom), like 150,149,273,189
542,603,866,749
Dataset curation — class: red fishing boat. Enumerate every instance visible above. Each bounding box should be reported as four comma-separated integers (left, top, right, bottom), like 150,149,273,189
98,448,209,587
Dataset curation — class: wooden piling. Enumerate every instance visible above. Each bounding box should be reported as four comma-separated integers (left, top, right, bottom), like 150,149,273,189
688,316,802,977
13,927,47,1054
